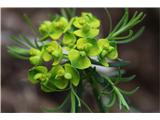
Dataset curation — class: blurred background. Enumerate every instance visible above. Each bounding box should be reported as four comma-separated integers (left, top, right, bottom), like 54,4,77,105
1,8,160,112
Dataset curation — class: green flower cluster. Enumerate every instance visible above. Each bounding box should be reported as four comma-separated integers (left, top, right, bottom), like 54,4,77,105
8,9,145,112
28,12,118,92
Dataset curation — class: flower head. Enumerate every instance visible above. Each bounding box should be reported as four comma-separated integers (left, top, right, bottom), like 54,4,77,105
39,17,68,40
98,39,118,66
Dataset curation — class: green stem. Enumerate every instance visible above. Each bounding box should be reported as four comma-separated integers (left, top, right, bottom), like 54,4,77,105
86,68,105,112
70,90,76,113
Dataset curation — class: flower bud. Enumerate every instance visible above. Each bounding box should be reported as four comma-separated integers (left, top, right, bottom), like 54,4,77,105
64,73,72,80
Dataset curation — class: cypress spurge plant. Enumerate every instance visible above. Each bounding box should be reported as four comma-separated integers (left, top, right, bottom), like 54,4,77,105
8,8,145,112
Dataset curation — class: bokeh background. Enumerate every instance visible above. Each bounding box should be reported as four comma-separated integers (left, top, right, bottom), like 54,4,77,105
1,8,160,112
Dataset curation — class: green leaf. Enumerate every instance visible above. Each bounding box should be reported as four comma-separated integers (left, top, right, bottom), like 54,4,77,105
112,26,145,44
62,32,76,48
107,47,118,60
74,27,99,38
106,93,116,108
42,51,52,62
108,10,145,40
10,35,30,48
114,87,130,110
98,39,110,51
23,14,38,36
50,65,64,78
39,17,68,40
108,9,129,38
41,84,57,93
8,46,29,55
60,8,69,20
81,12,100,28
64,64,80,86
119,87,139,95
54,77,69,89
76,38,100,56
50,65,68,89
73,12,100,29
109,60,130,67
45,41,63,65
29,56,41,65
29,48,42,65
28,66,48,84
19,34,36,48
49,32,62,40
113,75,136,82
113,30,134,40
68,49,91,69
8,49,29,60
66,8,76,19
98,56,109,67
39,21,53,37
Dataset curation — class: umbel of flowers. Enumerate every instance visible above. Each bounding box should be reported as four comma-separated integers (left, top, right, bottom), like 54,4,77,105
8,9,145,112
28,12,118,92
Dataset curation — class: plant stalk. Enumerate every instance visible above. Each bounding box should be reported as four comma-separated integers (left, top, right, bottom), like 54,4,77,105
86,68,105,112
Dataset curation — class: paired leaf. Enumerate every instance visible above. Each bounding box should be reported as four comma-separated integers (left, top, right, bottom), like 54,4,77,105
39,17,68,40
28,66,48,84
44,41,63,65
68,49,91,69
76,38,100,56
50,65,68,89
62,32,76,50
